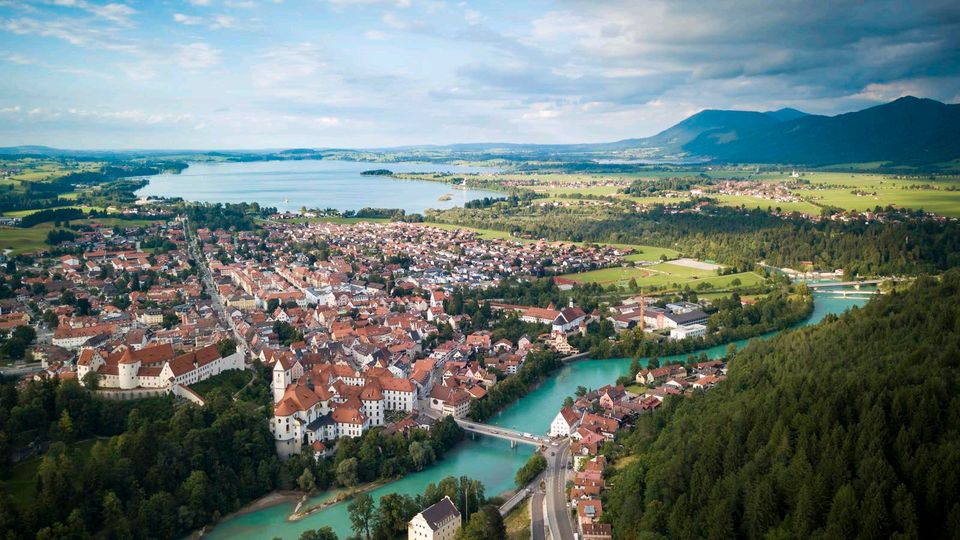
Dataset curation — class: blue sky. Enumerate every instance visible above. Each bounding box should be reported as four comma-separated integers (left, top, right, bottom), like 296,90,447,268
0,0,958,149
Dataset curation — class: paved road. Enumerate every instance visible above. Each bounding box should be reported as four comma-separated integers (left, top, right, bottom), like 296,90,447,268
544,440,575,540
0,362,43,377
184,220,249,358
531,487,546,540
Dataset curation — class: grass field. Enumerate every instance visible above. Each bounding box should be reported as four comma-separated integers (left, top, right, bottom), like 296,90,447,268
0,217,164,255
0,223,54,254
563,261,764,291
617,244,679,262
504,498,531,540
3,205,115,218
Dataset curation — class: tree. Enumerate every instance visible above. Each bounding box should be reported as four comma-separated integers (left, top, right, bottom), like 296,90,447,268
408,441,430,471
373,493,418,539
42,309,59,329
298,468,316,493
337,457,359,487
299,527,338,540
217,338,237,357
56,409,74,443
457,505,506,540
81,370,100,390
348,492,375,540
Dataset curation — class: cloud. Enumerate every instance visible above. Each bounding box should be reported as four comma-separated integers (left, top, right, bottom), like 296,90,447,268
173,12,202,25
42,0,137,26
174,43,222,68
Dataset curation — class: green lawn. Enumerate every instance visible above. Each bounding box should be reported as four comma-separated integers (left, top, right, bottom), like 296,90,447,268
187,369,254,398
0,224,54,254
562,261,764,292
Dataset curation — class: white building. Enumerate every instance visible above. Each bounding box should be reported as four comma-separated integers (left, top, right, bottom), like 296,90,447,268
77,343,244,392
669,323,707,340
408,496,461,540
550,407,582,438
428,385,471,418
272,355,304,403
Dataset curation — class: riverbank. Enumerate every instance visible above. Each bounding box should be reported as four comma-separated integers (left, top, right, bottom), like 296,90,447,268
288,478,392,521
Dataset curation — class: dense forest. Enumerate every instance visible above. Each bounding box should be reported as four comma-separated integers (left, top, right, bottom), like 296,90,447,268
603,271,960,539
430,204,960,275
0,370,466,540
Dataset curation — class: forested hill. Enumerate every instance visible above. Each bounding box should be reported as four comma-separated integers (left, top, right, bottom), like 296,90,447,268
604,271,960,540
683,96,960,165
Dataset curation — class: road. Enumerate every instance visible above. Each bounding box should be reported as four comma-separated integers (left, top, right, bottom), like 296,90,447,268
0,362,43,377
184,219,249,358
544,439,575,540
530,487,546,540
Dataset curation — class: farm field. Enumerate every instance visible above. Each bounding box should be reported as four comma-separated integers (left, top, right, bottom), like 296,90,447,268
795,186,960,217
562,261,764,291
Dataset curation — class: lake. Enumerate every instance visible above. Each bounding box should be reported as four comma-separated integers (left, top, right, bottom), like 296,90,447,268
204,293,867,539
136,160,502,214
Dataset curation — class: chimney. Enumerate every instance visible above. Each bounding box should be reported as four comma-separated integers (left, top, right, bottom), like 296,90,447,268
568,298,574,308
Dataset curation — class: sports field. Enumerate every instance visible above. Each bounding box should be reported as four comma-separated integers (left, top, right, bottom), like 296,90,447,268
562,261,764,291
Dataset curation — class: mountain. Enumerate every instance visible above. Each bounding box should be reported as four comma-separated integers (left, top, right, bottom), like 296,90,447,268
605,271,960,539
764,107,809,122
637,109,801,154
684,96,960,165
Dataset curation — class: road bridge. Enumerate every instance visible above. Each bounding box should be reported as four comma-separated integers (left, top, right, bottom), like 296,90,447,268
455,418,547,447
805,280,883,289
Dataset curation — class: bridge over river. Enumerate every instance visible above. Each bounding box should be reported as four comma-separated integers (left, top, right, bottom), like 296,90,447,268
805,279,884,289
455,418,548,447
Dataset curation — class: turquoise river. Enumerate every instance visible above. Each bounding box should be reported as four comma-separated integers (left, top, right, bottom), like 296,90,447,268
205,293,867,539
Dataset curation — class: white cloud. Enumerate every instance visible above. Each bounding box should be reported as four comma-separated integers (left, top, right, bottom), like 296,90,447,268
175,43,222,68
187,0,211,6
209,14,237,29
364,29,389,40
173,13,202,25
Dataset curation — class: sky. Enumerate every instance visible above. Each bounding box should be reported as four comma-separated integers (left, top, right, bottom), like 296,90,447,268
0,0,958,149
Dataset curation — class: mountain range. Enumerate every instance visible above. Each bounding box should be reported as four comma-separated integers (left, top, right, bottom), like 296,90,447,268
2,97,957,166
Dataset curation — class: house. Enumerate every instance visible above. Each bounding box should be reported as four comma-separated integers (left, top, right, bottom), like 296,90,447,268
577,499,603,527
550,407,581,437
552,305,587,334
428,385,471,418
408,496,461,540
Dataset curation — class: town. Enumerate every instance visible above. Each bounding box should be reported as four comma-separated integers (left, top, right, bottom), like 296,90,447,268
1,204,750,540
